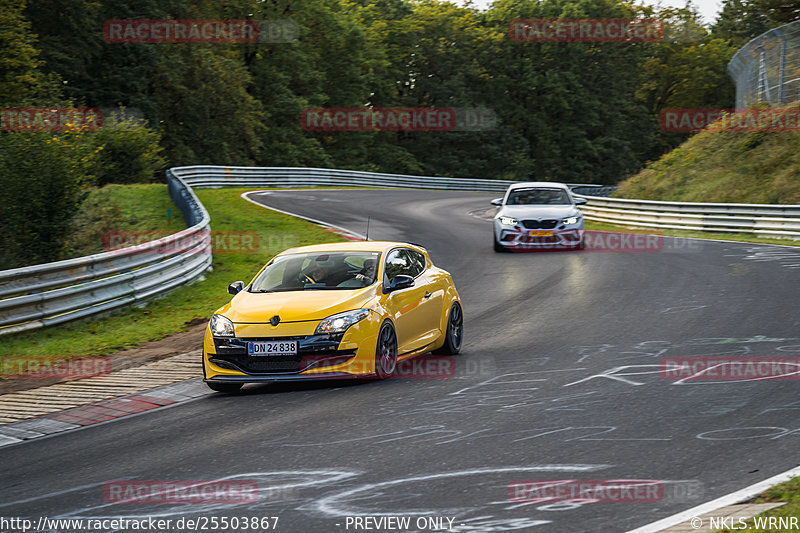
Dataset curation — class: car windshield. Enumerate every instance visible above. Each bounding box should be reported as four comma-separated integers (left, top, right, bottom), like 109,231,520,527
507,188,571,205
249,251,381,292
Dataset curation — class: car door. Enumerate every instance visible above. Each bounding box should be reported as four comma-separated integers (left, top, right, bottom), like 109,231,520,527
383,248,431,354
404,249,444,344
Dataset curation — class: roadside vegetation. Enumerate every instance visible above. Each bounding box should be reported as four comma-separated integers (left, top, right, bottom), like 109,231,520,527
614,103,800,204
715,476,800,532
0,187,343,359
2,0,793,270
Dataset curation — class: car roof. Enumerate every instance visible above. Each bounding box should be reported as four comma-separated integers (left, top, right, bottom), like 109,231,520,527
507,181,570,191
277,241,424,256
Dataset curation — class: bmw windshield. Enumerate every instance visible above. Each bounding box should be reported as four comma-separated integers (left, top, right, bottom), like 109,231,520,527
506,188,571,205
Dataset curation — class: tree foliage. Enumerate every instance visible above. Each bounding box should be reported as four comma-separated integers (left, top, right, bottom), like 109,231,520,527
1,0,779,265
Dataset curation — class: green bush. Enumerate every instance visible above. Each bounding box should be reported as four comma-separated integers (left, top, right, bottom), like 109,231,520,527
87,113,166,186
0,129,97,269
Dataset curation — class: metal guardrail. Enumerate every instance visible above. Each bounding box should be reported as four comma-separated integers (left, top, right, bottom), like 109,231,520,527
0,165,607,336
172,165,518,191
4,163,797,336
169,165,607,193
0,170,211,336
574,195,800,238
175,165,800,237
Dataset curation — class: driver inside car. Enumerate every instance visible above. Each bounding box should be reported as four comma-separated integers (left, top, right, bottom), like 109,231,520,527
301,258,333,284
355,259,377,283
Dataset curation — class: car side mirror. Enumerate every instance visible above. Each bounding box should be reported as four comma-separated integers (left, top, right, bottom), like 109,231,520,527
228,281,245,295
491,198,503,207
575,198,588,205
387,275,414,292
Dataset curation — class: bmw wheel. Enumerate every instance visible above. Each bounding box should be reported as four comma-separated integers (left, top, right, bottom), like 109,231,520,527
493,236,508,253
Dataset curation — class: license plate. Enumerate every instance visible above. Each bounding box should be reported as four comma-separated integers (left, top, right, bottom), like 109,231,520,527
529,230,553,237
248,340,297,356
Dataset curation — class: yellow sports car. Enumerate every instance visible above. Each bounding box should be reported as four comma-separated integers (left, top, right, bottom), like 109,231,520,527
203,241,463,392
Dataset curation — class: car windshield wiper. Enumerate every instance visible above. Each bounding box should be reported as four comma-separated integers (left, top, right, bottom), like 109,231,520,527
249,288,297,293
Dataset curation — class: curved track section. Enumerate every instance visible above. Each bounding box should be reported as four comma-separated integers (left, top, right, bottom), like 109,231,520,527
3,189,800,532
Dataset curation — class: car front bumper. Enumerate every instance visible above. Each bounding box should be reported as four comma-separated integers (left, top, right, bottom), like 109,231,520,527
495,226,584,249
202,317,381,382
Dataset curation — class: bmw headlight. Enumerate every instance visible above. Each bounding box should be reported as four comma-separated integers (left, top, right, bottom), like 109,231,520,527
563,216,580,225
210,314,235,337
315,309,370,335
499,216,518,226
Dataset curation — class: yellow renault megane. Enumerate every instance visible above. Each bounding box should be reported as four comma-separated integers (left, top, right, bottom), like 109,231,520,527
203,241,463,392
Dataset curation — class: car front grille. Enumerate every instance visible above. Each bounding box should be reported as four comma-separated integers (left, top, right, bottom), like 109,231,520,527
209,352,356,374
521,219,558,229
210,334,355,374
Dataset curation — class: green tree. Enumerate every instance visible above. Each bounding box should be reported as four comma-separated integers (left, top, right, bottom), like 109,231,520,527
87,112,166,186
152,46,264,165
753,0,800,25
712,0,772,47
0,0,60,106
0,129,98,268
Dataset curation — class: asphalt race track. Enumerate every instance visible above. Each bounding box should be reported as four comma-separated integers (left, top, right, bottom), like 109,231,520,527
3,188,800,532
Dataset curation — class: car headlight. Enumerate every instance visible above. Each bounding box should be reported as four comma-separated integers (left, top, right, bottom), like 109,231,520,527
315,309,370,335
209,314,235,337
563,216,580,225
499,216,518,226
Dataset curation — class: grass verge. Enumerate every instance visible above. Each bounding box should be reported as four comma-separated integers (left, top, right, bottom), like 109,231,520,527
0,187,343,359
63,184,183,258
716,476,800,532
4,187,798,360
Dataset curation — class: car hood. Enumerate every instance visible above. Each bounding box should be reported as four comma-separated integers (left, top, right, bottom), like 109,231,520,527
221,287,376,323
496,205,580,219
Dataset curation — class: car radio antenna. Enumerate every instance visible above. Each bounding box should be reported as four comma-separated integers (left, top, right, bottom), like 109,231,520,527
365,216,370,241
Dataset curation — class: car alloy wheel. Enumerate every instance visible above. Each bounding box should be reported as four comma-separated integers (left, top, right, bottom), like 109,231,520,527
375,321,398,378
435,302,463,355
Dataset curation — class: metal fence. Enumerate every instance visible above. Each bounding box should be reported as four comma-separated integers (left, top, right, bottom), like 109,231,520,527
0,170,211,336
3,164,798,336
173,165,514,192
575,195,800,237
728,19,800,108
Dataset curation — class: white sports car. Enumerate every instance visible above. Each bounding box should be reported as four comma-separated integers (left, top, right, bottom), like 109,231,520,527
491,182,587,252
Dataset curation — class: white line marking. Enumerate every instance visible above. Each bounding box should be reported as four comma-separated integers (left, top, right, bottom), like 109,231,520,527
241,191,366,240
627,465,800,532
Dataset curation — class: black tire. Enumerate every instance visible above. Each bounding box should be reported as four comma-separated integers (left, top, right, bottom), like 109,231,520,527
434,302,464,355
375,321,398,379
493,237,508,253
206,382,243,393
